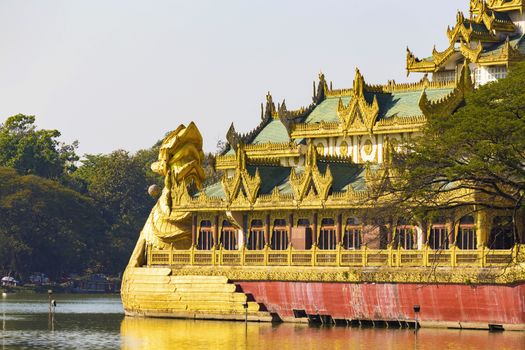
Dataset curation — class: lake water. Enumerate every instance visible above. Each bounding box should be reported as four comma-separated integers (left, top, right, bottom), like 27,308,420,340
0,293,524,349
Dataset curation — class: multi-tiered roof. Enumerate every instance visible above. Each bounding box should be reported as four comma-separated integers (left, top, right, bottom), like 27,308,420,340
407,0,525,74
182,0,525,213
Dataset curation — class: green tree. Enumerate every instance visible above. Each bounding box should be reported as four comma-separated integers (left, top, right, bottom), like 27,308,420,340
0,114,79,179
73,150,156,274
203,152,223,187
133,141,163,188
390,61,525,240
0,167,106,278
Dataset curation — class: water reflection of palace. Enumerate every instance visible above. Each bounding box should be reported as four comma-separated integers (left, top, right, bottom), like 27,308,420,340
122,0,525,331
120,318,525,350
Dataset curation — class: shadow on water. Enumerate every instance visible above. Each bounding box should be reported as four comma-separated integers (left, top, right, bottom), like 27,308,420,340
120,317,525,350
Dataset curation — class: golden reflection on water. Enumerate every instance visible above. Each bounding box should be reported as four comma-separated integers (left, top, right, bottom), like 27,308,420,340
120,317,525,350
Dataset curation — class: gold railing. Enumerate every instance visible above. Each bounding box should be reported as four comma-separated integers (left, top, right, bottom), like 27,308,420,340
147,244,523,268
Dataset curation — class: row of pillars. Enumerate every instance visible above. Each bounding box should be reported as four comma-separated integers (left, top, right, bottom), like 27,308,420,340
189,211,506,250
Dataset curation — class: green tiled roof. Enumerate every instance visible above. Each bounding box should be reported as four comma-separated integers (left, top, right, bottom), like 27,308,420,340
248,162,372,196
482,34,525,57
223,118,290,155
466,21,490,34
198,165,294,198
199,162,377,200
317,162,366,192
304,96,351,124
375,88,452,119
247,165,291,194
492,11,512,22
250,119,290,145
303,88,453,125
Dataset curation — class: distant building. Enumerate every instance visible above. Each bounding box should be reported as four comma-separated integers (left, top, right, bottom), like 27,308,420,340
1,276,19,287
74,274,119,293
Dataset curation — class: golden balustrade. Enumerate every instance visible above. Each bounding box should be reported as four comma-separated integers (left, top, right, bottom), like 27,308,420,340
147,244,523,269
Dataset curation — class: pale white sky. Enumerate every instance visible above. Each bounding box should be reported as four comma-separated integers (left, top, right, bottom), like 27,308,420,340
0,0,465,155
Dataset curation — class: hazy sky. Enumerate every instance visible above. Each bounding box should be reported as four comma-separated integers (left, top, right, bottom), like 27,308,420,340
0,1,465,155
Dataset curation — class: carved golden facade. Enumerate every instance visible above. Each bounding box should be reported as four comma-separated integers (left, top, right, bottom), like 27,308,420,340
121,1,525,328
408,0,525,82
124,0,524,287
475,0,525,13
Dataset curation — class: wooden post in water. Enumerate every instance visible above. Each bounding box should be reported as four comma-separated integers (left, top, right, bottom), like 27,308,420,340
413,304,420,333
2,291,6,333
48,289,53,331
244,301,248,328
48,290,52,315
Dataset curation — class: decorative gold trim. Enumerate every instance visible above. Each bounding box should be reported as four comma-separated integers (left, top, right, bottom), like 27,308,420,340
166,264,525,285
481,10,516,32
375,115,426,128
478,37,525,66
447,12,499,44
460,41,484,62
289,141,333,202
325,87,354,98
432,45,457,67
295,73,448,139
405,43,460,74
485,0,525,13
471,1,517,30
291,121,341,139
147,244,525,285
367,76,456,93
337,69,380,135
216,154,236,170
220,144,261,206
406,48,436,73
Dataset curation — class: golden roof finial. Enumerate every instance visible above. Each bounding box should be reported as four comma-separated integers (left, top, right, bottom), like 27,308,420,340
353,68,365,97
264,91,276,119
457,11,465,24
236,142,246,171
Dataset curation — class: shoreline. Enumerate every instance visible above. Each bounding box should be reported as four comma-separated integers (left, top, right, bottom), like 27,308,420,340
1,285,120,294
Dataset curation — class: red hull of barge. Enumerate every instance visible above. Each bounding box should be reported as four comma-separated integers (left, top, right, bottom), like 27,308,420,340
236,281,525,330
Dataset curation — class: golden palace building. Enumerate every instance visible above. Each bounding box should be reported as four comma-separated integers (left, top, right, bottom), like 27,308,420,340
122,0,525,331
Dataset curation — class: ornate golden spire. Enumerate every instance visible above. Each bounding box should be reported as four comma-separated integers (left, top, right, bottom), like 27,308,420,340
264,91,276,119
313,72,328,104
353,68,365,97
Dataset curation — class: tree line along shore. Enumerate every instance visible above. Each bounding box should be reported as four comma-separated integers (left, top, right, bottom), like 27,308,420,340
0,114,221,283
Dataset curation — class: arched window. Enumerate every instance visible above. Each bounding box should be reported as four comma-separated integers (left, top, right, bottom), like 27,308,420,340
343,218,361,249
248,219,265,250
457,215,476,250
197,220,213,250
220,221,237,250
395,218,416,250
271,219,289,250
318,218,336,250
489,216,514,249
429,217,449,250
